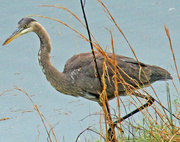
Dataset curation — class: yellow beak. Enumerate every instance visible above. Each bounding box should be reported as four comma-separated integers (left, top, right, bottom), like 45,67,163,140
3,27,23,45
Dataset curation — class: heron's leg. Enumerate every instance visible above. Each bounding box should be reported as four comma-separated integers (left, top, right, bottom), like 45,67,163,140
108,93,155,137
120,93,155,122
104,100,117,142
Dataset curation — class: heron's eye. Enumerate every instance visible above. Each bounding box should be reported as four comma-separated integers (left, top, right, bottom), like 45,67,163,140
24,24,28,28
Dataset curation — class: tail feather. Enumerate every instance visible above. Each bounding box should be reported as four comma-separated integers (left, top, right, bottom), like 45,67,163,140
149,65,172,83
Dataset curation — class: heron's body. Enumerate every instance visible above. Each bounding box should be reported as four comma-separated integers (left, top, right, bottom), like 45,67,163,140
62,52,171,102
3,17,172,105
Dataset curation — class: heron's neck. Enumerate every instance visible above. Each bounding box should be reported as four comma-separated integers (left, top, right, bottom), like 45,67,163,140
33,22,52,73
33,22,70,91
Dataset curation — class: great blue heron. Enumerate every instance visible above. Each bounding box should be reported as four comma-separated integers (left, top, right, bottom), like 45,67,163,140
3,17,172,139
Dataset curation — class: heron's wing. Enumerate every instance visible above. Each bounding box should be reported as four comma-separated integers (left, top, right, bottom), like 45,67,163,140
63,52,145,73
63,52,152,87
63,52,171,97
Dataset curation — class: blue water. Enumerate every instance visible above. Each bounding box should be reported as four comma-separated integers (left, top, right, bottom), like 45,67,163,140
0,0,180,141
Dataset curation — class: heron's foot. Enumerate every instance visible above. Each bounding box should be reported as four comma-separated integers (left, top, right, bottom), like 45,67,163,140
108,127,116,142
108,124,124,142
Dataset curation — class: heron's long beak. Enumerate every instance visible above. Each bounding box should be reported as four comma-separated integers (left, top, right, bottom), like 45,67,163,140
3,27,24,45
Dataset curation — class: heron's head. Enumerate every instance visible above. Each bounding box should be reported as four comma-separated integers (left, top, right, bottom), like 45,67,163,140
3,17,36,45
